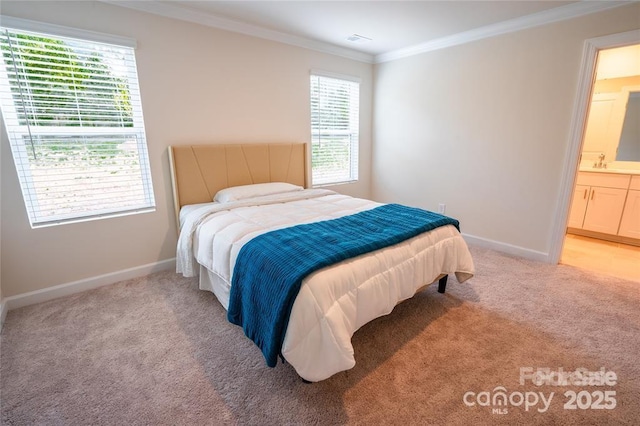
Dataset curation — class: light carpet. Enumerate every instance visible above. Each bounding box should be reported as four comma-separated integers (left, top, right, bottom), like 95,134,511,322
1,246,639,425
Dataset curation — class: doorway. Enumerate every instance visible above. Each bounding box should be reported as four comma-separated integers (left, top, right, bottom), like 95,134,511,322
550,29,640,280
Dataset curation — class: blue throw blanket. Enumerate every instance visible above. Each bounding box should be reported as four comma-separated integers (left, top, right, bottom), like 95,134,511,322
227,203,460,367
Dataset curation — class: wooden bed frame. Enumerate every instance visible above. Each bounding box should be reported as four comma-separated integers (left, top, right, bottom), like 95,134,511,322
168,142,448,293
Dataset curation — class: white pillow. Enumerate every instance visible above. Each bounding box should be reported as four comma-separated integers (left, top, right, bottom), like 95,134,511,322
214,182,303,203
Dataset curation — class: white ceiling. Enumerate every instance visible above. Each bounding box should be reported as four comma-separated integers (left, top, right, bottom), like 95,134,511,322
107,1,630,62
173,1,576,55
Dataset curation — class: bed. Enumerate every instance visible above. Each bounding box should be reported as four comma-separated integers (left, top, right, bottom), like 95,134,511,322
170,143,475,382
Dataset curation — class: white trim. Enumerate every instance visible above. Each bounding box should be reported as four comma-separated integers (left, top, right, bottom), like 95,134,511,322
1,258,176,314
0,15,136,48
87,1,628,65
462,233,549,263
375,1,630,63
99,0,373,64
549,29,640,264
310,69,362,84
0,300,8,330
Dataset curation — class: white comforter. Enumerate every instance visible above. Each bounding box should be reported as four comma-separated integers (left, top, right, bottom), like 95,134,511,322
177,189,475,381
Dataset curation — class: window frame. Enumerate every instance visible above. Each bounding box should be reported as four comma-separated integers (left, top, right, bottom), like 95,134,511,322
310,70,361,187
0,17,155,228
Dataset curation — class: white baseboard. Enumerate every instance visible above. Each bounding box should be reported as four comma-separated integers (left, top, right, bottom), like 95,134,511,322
462,233,550,263
0,300,8,330
1,258,176,321
0,237,547,328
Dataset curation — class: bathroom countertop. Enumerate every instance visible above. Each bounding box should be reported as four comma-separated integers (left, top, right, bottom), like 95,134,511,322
579,167,640,176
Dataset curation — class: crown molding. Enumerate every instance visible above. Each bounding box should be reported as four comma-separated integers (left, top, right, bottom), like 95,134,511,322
374,1,633,64
100,1,632,65
100,0,374,64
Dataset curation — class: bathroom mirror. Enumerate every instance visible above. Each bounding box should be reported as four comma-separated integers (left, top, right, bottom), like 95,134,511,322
616,90,640,161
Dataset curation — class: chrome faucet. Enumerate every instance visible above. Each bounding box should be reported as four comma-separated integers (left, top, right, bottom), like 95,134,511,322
593,153,607,169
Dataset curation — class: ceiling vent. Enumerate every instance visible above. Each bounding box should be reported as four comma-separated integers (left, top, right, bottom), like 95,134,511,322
346,34,372,44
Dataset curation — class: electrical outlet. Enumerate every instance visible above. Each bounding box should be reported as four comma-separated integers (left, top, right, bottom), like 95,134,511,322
438,203,446,214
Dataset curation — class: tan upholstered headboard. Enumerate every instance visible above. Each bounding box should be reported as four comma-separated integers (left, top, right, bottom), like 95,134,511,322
168,143,307,227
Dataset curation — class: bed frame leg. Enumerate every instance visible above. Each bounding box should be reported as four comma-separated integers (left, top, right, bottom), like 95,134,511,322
437,275,448,294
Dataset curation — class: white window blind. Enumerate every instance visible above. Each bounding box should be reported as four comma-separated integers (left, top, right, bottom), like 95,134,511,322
0,25,155,227
310,73,359,186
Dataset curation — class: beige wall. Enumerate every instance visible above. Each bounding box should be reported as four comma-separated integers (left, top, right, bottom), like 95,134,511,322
2,1,637,299
372,3,640,255
0,1,373,297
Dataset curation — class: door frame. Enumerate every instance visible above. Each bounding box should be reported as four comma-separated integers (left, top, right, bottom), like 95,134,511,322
549,29,640,264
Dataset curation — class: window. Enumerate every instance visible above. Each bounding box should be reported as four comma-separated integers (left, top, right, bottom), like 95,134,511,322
310,73,359,186
0,22,154,227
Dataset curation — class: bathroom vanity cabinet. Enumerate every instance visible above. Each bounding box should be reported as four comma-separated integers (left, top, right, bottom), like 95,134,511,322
568,172,640,244
618,177,640,239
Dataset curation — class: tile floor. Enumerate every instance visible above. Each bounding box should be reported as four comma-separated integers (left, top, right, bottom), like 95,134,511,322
561,234,640,281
